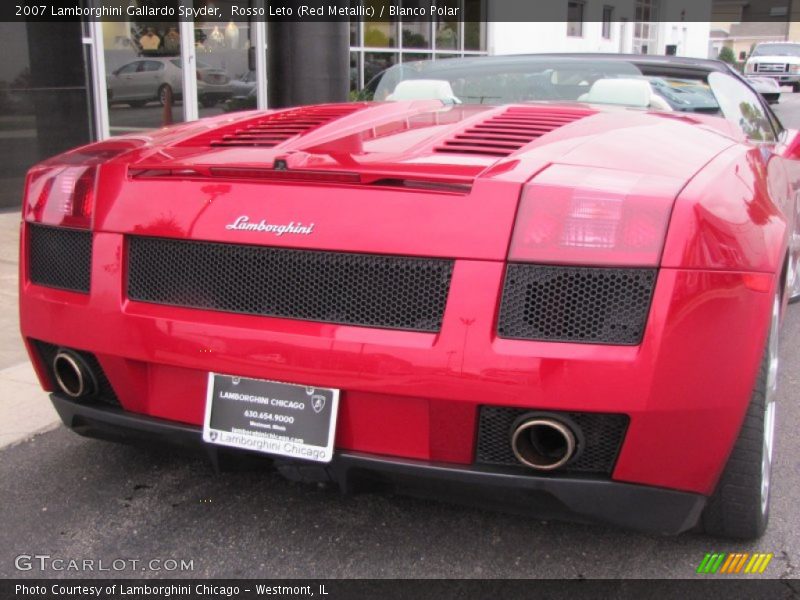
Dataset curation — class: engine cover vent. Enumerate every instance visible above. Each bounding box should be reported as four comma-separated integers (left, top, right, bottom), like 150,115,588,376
199,104,365,148
434,106,594,157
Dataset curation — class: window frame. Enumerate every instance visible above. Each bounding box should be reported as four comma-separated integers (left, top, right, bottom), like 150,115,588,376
116,62,139,75
602,6,614,40
724,63,784,140
567,1,585,38
709,70,780,143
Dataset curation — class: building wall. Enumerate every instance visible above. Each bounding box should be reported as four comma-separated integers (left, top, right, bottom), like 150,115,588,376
489,21,631,55
655,21,712,57
490,20,709,57
489,0,710,58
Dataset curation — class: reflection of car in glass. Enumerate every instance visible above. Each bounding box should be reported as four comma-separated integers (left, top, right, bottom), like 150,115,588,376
229,70,257,97
745,42,800,92
22,54,800,540
106,58,233,108
646,77,720,111
747,76,782,104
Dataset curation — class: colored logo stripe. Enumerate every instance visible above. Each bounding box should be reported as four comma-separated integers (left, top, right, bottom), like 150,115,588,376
697,553,773,574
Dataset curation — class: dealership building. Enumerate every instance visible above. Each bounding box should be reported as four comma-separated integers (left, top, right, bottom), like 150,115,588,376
0,0,791,209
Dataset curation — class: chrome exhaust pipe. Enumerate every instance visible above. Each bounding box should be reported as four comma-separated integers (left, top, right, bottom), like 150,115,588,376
511,417,577,471
53,350,96,399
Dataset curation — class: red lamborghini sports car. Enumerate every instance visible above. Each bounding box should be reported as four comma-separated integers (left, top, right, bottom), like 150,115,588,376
19,55,800,538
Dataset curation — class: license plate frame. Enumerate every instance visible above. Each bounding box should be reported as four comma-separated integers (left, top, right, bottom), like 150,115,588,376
203,372,339,463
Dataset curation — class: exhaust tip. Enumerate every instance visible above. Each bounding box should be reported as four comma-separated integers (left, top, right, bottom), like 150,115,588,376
53,350,96,399
511,417,577,471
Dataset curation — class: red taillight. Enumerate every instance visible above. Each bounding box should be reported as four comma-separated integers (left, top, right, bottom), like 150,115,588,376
23,139,144,229
25,165,96,229
509,165,679,266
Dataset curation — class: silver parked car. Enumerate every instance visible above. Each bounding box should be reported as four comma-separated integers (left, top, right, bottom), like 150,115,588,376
107,58,233,108
229,70,257,97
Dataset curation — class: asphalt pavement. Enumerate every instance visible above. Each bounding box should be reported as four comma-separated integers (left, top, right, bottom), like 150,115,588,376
2,94,800,581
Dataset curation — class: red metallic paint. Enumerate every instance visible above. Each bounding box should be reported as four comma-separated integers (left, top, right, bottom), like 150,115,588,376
19,101,798,497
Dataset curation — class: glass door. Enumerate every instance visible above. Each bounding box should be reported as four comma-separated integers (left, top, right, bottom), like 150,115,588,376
99,0,186,135
192,1,259,118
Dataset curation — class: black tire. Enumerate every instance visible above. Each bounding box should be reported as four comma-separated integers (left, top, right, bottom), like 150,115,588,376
200,97,219,108
701,294,779,539
793,82,800,93
158,84,173,106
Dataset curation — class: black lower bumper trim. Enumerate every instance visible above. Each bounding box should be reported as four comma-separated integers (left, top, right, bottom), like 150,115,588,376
51,393,706,535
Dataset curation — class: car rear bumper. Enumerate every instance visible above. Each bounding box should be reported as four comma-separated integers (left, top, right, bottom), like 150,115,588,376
747,73,799,83
20,227,775,496
50,392,706,535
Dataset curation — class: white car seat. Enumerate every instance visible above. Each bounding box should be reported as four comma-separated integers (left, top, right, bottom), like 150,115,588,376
386,79,461,104
579,78,672,110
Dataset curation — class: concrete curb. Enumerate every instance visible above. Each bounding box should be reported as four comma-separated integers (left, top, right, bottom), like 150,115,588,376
0,361,60,450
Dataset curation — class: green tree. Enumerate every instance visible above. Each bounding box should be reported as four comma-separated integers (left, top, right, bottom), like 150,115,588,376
718,46,737,64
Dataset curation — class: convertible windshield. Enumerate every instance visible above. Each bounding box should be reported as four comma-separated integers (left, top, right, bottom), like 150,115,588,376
368,56,720,113
751,43,800,57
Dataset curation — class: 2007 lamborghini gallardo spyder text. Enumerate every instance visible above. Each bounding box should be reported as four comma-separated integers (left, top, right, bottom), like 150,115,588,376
19,55,800,538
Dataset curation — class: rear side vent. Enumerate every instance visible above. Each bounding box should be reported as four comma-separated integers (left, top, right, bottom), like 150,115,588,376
497,264,656,345
207,104,365,148
434,107,594,157
28,224,92,293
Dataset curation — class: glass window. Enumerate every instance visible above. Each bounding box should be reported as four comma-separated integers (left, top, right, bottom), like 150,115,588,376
371,56,726,111
567,1,584,37
0,22,91,209
364,52,398,98
464,0,487,51
465,22,486,51
350,20,360,46
435,20,460,50
116,62,139,75
404,53,432,63
751,43,800,57
194,11,254,118
102,7,185,135
402,21,431,49
633,0,659,54
350,7,488,96
350,52,361,93
364,1,398,48
602,6,614,39
709,72,776,142
364,21,398,47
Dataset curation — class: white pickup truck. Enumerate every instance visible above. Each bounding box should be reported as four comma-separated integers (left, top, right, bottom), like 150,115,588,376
745,42,800,92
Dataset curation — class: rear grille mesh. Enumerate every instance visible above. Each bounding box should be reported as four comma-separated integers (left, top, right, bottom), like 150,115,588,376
498,265,656,345
28,224,92,293
31,340,120,408
127,237,453,332
476,406,629,475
